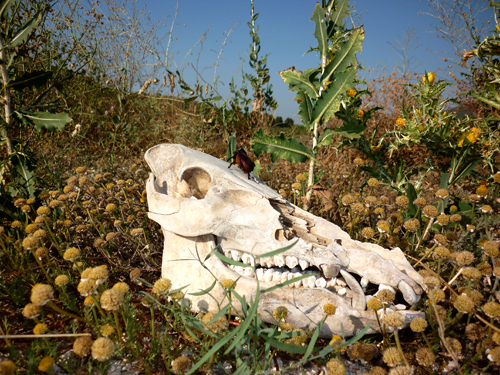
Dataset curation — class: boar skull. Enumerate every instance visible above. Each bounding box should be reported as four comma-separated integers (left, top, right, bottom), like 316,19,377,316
145,144,425,337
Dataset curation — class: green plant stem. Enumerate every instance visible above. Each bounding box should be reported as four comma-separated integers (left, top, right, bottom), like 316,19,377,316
30,250,53,284
43,218,63,257
393,329,408,366
46,301,91,326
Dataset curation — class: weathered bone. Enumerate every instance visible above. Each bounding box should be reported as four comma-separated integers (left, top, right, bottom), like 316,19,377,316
145,144,425,337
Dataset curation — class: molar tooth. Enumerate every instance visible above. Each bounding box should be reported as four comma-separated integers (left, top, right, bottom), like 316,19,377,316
320,264,340,278
299,259,309,270
395,304,407,310
264,269,274,283
272,271,282,282
242,253,255,266
274,255,285,268
336,278,347,287
256,268,265,280
315,277,327,288
340,269,367,311
263,257,274,268
303,275,316,288
338,287,347,296
280,271,290,283
234,266,245,274
326,278,337,288
285,255,298,269
243,267,255,277
231,250,241,262
292,273,302,288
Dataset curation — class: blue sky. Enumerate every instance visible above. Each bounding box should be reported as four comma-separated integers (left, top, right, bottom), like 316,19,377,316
147,0,494,121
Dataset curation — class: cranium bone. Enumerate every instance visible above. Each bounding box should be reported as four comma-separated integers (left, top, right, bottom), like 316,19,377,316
145,144,425,337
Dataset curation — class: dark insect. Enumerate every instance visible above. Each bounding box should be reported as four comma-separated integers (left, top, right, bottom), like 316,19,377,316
228,149,255,179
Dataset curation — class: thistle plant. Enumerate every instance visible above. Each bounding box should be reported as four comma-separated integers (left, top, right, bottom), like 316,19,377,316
252,0,363,210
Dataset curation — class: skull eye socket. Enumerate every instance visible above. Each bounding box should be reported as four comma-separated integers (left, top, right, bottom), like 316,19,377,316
179,167,212,199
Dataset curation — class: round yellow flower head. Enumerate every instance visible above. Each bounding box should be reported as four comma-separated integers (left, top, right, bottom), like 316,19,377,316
295,173,307,182
273,306,289,321
55,275,70,286
22,303,42,319
91,337,115,362
100,324,116,337
63,247,80,261
33,323,48,335
410,316,428,333
422,72,436,85
0,359,17,375
396,117,406,128
347,89,357,97
31,284,53,306
37,357,54,372
171,355,192,374
112,282,130,294
221,279,236,289
153,278,172,294
100,289,124,312
73,336,92,357
323,303,337,315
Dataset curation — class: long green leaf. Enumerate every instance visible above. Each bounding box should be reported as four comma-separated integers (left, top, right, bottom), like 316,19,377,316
187,279,216,296
0,0,13,20
311,67,356,124
332,118,366,139
295,90,313,129
16,111,71,132
5,70,52,90
252,129,315,163
311,3,328,58
279,68,318,99
4,10,42,49
322,27,364,85
330,0,350,28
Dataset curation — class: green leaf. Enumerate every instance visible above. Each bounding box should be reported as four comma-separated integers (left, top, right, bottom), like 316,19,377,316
4,10,43,49
311,3,328,58
279,68,318,99
332,118,366,139
0,0,13,20
187,279,216,296
312,67,356,124
255,240,298,260
330,0,350,28
252,129,315,163
322,27,364,85
315,128,335,149
295,90,313,129
15,111,71,132
6,70,52,90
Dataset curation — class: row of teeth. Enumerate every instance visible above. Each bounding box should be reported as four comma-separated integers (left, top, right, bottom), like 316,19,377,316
228,265,349,291
226,250,312,270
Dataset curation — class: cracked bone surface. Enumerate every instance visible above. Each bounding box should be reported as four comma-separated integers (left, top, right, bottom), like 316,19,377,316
145,144,425,337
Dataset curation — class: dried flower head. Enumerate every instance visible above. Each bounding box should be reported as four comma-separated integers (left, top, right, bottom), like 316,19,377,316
100,324,115,337
202,311,228,334
488,346,500,364
77,279,97,296
112,282,130,294
325,358,346,375
63,247,80,261
153,278,171,294
354,157,365,166
383,311,405,328
23,303,42,319
403,218,420,232
382,347,403,367
415,347,435,367
434,246,450,259
455,251,475,266
31,284,53,306
22,236,39,250
410,317,428,332
462,267,482,280
453,294,475,313
423,276,440,289
483,241,499,257
171,355,192,374
0,360,16,375
395,196,409,207
73,336,92,357
33,323,48,335
91,337,115,362
221,279,236,289
367,297,383,311
435,189,449,199
273,306,289,320
361,227,375,239
483,301,500,318
436,213,449,226
37,357,54,372
100,289,124,311
36,206,51,216
377,289,396,304
476,185,488,197
422,205,438,218
55,274,70,286
323,303,337,315
376,220,391,233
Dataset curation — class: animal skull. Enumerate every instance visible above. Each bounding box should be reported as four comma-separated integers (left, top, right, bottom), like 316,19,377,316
145,144,425,337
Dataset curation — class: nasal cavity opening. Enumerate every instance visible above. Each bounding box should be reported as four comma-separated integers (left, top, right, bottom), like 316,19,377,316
180,167,212,199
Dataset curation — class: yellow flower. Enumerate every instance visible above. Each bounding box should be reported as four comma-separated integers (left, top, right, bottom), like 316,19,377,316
371,143,383,151
357,109,364,118
415,108,422,116
497,24,500,33
422,72,436,84
467,127,481,143
396,117,406,128
418,125,425,131
347,89,357,97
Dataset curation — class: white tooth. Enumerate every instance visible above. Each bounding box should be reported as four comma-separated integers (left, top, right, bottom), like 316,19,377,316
292,273,302,288
281,271,290,283
326,278,337,288
338,287,347,296
264,269,274,283
360,277,369,292
336,279,347,287
303,275,316,288
299,259,309,270
340,269,367,311
242,253,255,266
287,272,296,288
274,255,285,267
243,267,255,277
262,257,274,267
395,304,407,310
285,255,298,269
234,266,244,274
231,250,241,262
378,284,396,294
272,271,282,282
315,277,327,288
256,268,264,280
228,264,235,270
321,264,340,278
